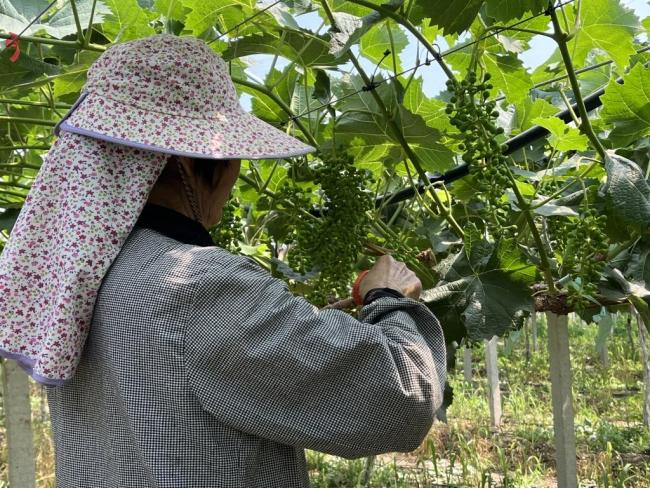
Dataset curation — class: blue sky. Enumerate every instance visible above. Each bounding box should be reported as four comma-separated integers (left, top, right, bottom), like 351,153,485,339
242,1,649,104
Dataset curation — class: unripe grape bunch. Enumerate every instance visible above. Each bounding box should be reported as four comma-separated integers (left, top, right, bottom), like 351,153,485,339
281,153,374,304
446,71,513,235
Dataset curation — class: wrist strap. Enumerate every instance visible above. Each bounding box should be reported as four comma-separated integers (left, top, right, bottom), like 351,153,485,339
363,288,405,306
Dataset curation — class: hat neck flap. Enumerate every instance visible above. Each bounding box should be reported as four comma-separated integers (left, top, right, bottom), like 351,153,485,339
0,132,167,384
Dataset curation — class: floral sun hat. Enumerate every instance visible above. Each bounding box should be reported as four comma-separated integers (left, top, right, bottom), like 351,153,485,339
0,35,316,384
55,34,316,159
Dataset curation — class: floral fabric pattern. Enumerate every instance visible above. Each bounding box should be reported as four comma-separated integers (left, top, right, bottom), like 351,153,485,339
0,132,167,384
57,34,315,160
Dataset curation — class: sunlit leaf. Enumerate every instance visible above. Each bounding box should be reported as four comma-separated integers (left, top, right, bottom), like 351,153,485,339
483,52,533,103
182,0,256,36
0,0,110,38
359,21,407,71
103,0,157,41
601,63,650,147
53,51,101,98
565,0,639,70
532,116,589,152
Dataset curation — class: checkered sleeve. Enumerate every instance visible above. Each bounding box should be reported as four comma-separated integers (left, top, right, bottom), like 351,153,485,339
184,253,446,459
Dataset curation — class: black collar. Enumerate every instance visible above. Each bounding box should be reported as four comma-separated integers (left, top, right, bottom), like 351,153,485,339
135,203,214,247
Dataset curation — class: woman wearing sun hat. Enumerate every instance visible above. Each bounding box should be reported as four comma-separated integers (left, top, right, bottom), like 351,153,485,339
0,35,446,487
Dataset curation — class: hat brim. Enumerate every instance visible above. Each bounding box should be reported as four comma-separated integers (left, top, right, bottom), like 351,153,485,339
56,93,316,160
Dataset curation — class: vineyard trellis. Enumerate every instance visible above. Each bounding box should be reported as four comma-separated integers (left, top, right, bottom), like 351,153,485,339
1,0,650,486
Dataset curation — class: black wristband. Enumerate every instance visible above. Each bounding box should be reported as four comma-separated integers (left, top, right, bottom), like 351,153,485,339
363,287,405,306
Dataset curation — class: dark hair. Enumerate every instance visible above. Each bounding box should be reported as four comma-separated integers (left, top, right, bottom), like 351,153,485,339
193,157,228,185
160,155,228,186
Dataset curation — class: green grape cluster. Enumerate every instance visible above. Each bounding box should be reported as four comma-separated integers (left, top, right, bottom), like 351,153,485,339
280,153,374,304
210,197,243,253
446,71,512,234
561,208,608,309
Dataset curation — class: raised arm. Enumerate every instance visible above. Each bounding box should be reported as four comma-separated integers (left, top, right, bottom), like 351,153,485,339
184,251,446,459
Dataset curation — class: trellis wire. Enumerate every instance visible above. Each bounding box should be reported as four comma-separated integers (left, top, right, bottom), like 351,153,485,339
207,0,283,44
7,0,59,43
310,61,630,216
281,0,578,125
0,0,637,213
497,44,650,100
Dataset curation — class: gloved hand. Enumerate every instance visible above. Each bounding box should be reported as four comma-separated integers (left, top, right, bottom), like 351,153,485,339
357,255,422,302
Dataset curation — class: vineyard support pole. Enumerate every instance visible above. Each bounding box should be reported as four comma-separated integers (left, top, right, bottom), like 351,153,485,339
1,359,36,488
546,312,577,488
531,312,538,353
463,344,473,384
596,313,616,369
632,307,650,428
525,317,531,363
626,313,635,352
485,336,502,428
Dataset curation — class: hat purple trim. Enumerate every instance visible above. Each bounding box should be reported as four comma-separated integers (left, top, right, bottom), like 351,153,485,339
0,346,67,386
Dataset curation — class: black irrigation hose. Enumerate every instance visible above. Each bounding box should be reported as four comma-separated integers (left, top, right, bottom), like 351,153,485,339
311,76,621,216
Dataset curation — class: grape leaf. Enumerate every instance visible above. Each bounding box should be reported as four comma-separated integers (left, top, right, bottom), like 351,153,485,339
328,12,366,55
485,0,546,23
46,0,111,38
403,78,453,133
312,69,331,105
601,63,650,147
602,152,650,230
335,77,454,170
328,0,376,17
328,0,404,56
411,0,483,35
0,49,59,88
565,0,639,70
183,0,256,37
53,51,101,98
483,52,532,103
221,29,339,67
606,268,650,332
531,116,589,152
360,21,407,71
0,0,109,39
154,0,190,20
626,240,650,287
512,98,557,134
102,0,157,41
423,237,536,339
242,66,299,123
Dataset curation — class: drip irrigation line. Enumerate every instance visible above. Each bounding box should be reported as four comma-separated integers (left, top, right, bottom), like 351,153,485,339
207,0,282,44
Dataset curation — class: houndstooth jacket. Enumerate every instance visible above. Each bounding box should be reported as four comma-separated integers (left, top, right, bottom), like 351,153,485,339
47,204,446,488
